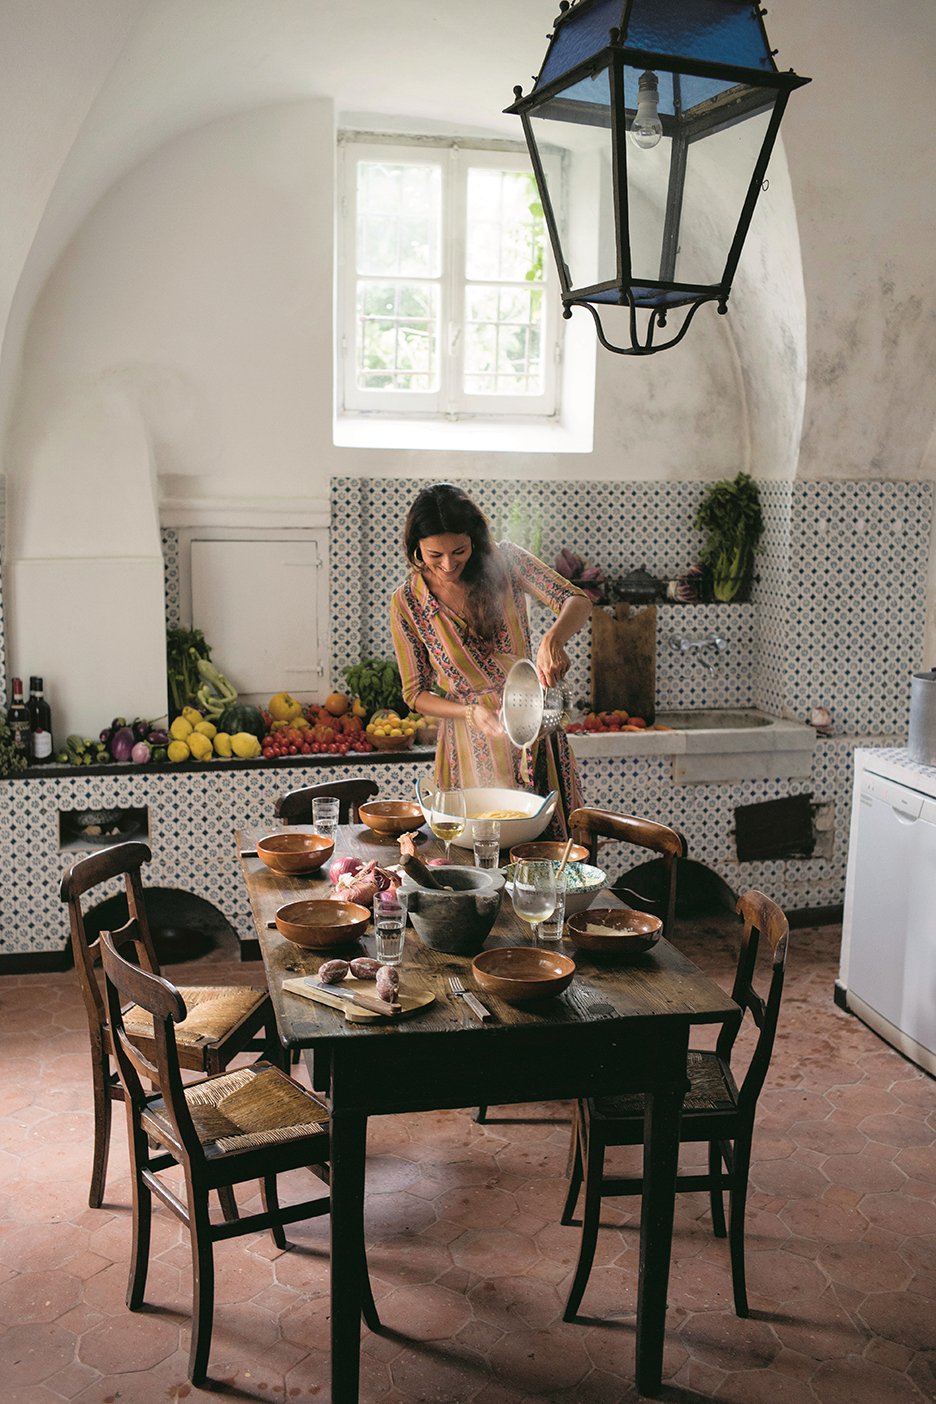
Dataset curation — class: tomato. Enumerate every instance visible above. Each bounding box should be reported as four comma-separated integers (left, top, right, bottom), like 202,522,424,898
300,743,310,754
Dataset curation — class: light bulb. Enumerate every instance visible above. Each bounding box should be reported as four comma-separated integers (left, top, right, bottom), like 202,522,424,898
630,70,662,150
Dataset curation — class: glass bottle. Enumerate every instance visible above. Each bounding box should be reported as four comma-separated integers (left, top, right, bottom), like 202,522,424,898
7,677,31,761
27,676,53,763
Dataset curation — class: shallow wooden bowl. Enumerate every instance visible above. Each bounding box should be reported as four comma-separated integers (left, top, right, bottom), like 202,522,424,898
257,832,335,875
359,800,425,836
566,907,662,960
274,899,369,948
509,840,589,866
471,946,575,1004
372,732,415,751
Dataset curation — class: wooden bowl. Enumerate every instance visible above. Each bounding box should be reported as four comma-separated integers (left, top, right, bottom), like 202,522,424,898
471,946,575,1004
509,840,590,866
359,800,425,836
257,832,335,875
274,899,369,948
372,732,415,751
566,907,663,960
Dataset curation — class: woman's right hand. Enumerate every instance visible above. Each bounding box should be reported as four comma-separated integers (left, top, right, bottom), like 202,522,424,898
471,703,505,740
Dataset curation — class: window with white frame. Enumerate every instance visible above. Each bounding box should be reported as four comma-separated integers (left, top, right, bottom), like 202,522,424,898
338,138,562,419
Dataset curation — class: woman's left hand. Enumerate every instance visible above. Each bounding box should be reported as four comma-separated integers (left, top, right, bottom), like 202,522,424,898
536,630,571,688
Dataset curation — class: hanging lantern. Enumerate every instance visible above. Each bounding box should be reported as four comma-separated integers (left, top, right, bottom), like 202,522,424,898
507,0,810,354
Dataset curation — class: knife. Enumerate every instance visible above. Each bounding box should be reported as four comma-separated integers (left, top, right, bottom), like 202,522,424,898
305,979,400,1016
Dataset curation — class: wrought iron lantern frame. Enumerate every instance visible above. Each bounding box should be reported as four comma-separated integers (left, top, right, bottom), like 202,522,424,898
506,0,810,355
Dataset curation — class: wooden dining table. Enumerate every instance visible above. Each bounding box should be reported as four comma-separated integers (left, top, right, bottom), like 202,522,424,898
237,820,738,1402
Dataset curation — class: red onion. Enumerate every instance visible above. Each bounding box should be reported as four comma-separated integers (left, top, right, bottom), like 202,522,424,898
329,856,364,885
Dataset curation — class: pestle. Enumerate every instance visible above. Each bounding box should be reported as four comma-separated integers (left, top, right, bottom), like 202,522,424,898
397,851,450,891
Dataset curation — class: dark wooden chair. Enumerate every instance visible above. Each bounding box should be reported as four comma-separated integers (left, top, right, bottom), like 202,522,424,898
274,778,380,825
569,805,687,940
100,922,379,1385
472,807,686,1126
560,889,789,1321
60,841,284,1210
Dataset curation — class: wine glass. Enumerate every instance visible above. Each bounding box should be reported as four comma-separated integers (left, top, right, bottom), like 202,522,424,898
511,859,557,944
427,787,466,863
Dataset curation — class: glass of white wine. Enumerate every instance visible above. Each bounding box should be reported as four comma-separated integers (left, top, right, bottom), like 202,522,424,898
511,859,557,944
427,787,467,863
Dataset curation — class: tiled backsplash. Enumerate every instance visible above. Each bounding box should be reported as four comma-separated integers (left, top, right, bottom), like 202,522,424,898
0,476,930,955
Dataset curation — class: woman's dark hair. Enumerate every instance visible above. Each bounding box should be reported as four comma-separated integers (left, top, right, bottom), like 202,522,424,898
404,483,508,643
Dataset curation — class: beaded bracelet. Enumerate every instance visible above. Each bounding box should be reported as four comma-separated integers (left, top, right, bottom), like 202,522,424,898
465,704,479,730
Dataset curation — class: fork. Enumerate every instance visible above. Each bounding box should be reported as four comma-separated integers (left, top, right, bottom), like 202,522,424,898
448,975,493,1022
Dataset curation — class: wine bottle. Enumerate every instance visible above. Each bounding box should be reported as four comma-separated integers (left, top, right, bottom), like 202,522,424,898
27,676,53,763
7,677,31,761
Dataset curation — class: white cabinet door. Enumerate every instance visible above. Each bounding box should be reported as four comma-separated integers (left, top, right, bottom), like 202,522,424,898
190,538,327,706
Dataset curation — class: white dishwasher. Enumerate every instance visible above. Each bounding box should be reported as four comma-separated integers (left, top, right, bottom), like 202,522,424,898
843,768,936,1076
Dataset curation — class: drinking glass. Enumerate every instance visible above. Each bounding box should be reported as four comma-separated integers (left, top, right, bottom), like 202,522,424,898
426,787,466,863
312,796,339,844
374,889,407,966
511,859,557,943
473,818,501,869
538,868,567,942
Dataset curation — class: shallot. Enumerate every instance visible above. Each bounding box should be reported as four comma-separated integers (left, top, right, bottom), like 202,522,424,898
331,860,401,908
329,855,364,886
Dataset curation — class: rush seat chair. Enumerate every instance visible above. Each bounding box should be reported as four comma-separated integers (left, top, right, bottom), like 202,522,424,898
100,922,379,1385
61,841,284,1210
569,805,686,939
274,778,380,825
560,889,790,1321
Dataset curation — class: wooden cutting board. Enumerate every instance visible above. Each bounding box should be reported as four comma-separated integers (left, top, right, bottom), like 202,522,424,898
283,975,435,1023
590,603,656,722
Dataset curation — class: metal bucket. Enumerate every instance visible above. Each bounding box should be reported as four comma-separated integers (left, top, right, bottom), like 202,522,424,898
500,660,570,749
908,669,936,765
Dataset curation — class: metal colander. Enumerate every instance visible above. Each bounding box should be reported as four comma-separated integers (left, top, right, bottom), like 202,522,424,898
500,660,570,749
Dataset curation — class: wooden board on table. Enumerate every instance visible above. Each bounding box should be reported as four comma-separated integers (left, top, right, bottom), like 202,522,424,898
283,975,435,1023
591,602,656,722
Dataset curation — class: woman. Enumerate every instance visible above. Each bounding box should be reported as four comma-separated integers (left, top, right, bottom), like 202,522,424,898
390,483,592,837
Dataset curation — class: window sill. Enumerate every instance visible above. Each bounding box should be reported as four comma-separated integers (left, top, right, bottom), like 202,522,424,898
333,411,593,455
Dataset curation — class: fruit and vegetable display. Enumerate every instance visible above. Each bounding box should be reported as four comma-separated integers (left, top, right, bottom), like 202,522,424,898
566,709,674,734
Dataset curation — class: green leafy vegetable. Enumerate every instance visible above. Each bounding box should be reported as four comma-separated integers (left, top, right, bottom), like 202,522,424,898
693,472,764,603
166,627,212,718
341,659,406,717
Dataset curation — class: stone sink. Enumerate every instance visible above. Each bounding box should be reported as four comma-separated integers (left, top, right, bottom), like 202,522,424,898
568,709,816,784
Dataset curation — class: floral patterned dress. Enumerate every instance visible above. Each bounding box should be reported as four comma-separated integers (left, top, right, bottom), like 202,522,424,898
390,543,586,839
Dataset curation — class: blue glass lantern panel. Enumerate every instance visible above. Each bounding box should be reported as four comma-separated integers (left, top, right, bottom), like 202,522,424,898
537,0,624,90
537,0,774,96
625,0,775,72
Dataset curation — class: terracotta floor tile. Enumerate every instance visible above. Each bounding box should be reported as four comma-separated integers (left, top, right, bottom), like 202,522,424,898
0,916,934,1401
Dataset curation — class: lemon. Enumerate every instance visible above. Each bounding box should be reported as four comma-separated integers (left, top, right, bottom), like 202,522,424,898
187,732,213,762
390,727,403,736
167,739,190,763
213,732,233,757
194,720,217,739
170,716,193,741
231,732,261,758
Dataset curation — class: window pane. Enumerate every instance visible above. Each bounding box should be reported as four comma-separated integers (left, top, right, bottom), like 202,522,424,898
464,285,543,395
356,280,439,391
357,162,442,278
466,169,546,284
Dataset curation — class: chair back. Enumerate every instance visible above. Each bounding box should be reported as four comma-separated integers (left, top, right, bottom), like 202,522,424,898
101,921,204,1165
274,778,380,825
568,806,685,940
717,890,789,1117
60,842,159,1035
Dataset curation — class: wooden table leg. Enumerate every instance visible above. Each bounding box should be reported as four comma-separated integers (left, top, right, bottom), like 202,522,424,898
329,1108,369,1404
635,1027,690,1397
